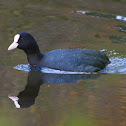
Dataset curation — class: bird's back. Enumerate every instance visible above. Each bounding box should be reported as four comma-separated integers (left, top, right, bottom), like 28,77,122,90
41,49,110,72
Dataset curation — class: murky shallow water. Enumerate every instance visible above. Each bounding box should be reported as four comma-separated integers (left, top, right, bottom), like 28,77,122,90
1,0,126,126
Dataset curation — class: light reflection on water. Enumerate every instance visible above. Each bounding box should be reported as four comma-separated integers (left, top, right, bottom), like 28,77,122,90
8,70,100,108
76,10,126,22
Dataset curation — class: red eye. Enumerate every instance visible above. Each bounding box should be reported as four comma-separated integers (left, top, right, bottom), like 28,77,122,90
21,38,23,40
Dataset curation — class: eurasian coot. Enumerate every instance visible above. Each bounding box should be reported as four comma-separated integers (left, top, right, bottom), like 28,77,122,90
8,32,110,72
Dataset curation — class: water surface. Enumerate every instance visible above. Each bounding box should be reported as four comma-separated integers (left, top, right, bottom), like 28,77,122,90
1,0,126,126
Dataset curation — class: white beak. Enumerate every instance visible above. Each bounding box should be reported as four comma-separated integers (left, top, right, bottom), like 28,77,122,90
8,42,19,50
8,34,20,50
8,95,20,108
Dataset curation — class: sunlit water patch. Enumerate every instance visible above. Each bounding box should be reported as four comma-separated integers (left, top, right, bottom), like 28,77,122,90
75,10,126,21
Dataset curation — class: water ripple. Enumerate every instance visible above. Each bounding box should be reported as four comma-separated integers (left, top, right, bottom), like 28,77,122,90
101,57,126,74
13,64,97,74
75,10,126,22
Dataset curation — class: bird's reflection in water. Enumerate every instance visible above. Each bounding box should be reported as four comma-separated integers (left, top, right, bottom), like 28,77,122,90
8,70,100,108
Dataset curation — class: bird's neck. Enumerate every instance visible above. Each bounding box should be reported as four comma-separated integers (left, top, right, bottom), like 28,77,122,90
23,44,43,65
24,44,41,55
26,52,43,66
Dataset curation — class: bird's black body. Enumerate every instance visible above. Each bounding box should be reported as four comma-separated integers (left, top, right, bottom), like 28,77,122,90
9,32,110,72
41,49,110,72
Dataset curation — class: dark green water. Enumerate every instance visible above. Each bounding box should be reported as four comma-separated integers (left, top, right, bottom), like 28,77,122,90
1,0,126,126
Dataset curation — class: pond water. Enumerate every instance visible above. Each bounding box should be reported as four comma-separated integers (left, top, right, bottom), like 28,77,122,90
1,0,126,126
